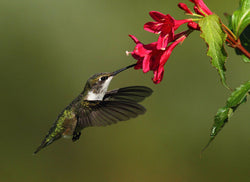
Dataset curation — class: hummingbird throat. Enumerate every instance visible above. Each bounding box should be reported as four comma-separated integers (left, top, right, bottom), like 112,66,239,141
86,76,113,101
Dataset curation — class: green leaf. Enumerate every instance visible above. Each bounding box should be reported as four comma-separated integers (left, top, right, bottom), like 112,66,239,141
226,81,250,107
202,81,250,152
231,0,250,38
242,55,250,62
211,107,232,137
199,14,228,88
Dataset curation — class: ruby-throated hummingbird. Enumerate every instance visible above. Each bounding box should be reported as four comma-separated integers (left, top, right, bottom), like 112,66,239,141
34,64,153,154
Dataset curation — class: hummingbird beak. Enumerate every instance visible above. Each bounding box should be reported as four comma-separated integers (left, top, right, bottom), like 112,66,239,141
111,63,137,76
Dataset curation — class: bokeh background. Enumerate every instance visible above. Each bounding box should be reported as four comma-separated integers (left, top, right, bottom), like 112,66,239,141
0,0,249,181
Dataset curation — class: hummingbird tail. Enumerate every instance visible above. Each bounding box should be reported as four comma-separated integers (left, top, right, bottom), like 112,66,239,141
34,145,44,154
34,140,52,154
34,135,61,154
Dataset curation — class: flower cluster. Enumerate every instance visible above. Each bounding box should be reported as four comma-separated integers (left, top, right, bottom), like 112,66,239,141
127,0,213,84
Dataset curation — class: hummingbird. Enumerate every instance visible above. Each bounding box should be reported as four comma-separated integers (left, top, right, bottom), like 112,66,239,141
34,64,153,154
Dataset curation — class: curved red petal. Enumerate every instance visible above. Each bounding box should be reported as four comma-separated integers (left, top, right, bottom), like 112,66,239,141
195,0,212,15
190,0,212,15
135,44,151,57
193,6,205,16
153,67,164,84
149,11,167,22
129,34,140,44
144,22,162,33
156,33,169,50
178,3,193,14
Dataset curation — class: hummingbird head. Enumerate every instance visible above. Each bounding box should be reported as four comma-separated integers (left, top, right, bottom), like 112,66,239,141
84,64,136,100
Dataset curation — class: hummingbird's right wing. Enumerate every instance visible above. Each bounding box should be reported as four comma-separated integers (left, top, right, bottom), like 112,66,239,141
103,86,153,103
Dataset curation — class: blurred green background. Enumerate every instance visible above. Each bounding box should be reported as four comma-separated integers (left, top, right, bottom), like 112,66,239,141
0,0,249,181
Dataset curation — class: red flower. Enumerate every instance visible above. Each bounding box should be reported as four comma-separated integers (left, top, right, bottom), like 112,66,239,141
178,0,212,17
178,3,193,15
127,0,213,84
189,0,212,16
144,11,192,50
187,22,200,30
127,33,188,84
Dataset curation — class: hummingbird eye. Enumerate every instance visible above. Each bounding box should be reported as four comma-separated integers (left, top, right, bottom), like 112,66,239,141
99,76,108,81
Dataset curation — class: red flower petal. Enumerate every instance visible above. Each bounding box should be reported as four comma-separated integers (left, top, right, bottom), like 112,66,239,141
128,30,190,84
193,6,205,16
149,11,167,22
153,66,164,84
134,60,143,69
144,42,158,50
144,22,162,33
190,0,212,15
156,33,170,50
128,35,151,57
178,3,193,15
187,22,200,30
129,34,140,44
142,54,151,73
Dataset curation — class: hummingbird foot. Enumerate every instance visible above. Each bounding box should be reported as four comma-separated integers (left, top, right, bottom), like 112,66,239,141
72,131,81,142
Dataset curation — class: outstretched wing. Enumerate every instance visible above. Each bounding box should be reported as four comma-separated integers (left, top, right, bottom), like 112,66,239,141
76,101,146,129
73,86,153,141
103,86,153,103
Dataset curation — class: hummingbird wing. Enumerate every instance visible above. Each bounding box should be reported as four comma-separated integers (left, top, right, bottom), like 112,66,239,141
74,100,146,136
72,86,153,141
103,86,153,103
